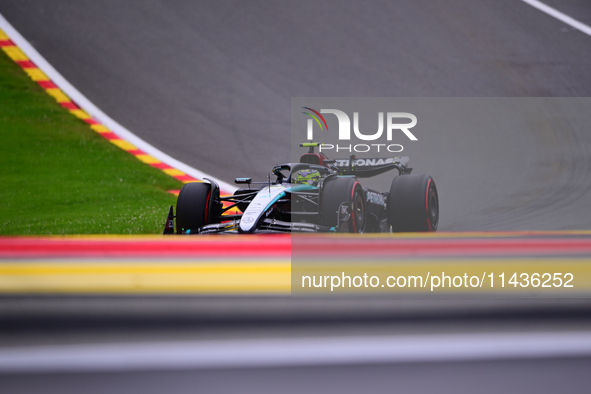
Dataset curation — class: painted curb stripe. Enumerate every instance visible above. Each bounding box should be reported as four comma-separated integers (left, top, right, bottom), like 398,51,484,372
0,32,196,185
0,261,291,294
0,17,237,196
2,233,591,258
0,236,291,258
1,258,590,294
1,233,590,294
290,238,591,257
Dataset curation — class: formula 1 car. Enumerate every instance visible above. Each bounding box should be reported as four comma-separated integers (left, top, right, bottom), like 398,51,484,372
163,143,438,234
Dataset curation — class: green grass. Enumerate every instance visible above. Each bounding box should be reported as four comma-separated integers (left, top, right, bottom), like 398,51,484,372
0,49,184,234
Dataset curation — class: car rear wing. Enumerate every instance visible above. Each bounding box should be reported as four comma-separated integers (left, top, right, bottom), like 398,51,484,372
335,156,412,177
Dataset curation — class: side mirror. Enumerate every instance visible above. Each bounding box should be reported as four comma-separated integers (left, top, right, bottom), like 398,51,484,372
234,177,252,185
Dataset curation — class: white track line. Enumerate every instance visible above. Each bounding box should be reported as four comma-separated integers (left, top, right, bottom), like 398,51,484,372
1,331,591,373
521,0,591,37
0,13,236,194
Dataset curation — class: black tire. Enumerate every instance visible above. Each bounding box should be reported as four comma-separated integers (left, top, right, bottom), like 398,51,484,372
175,182,212,234
321,177,366,233
388,174,438,232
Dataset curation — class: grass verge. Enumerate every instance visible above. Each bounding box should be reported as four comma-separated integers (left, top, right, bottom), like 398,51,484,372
0,48,184,234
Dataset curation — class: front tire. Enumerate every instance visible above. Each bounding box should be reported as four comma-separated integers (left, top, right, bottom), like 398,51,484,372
175,182,212,234
321,177,366,233
388,174,438,232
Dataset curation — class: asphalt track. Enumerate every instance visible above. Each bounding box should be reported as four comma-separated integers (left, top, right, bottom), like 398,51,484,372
1,0,591,231
2,0,591,392
2,357,591,394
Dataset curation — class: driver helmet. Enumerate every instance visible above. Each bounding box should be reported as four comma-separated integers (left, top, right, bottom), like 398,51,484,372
293,169,321,186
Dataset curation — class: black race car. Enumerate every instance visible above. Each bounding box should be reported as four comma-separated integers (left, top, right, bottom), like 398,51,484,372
163,143,438,234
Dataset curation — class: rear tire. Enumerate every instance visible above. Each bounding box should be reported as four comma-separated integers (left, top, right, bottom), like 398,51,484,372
175,182,212,234
388,174,438,232
321,177,366,233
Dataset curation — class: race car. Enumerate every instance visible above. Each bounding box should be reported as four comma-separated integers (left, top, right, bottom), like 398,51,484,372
163,142,438,234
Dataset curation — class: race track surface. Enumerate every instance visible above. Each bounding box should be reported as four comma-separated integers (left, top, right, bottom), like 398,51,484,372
2,1,591,391
1,0,591,231
3,356,591,394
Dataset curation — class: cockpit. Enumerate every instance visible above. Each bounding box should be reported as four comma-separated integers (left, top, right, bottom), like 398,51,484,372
272,163,331,186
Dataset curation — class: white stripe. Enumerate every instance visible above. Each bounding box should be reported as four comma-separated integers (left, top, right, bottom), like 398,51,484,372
1,331,591,373
0,13,237,194
521,0,591,37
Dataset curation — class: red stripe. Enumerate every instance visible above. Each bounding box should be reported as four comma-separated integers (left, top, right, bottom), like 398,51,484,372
1,236,590,259
101,132,119,140
150,162,173,169
16,60,36,68
83,118,100,125
127,149,146,156
60,102,79,110
0,40,14,47
38,80,58,89
0,236,291,258
174,175,197,182
290,238,591,257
